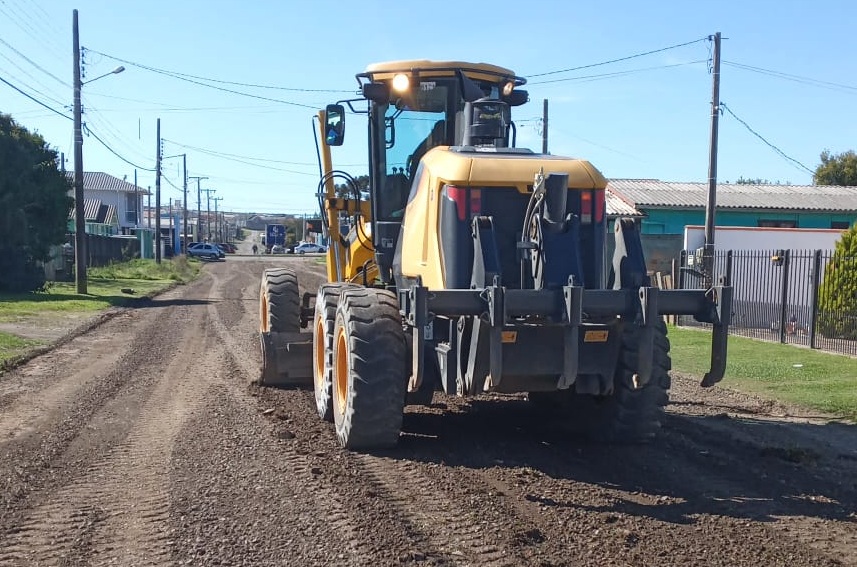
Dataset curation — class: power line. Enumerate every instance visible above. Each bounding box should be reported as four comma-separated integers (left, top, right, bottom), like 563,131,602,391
85,48,352,95
530,60,707,86
83,123,156,171
0,36,68,87
160,139,318,175
0,74,71,120
162,137,366,168
723,60,857,94
161,174,185,194
2,0,67,59
528,36,709,78
720,102,814,175
0,52,68,106
1,73,155,171
82,100,153,164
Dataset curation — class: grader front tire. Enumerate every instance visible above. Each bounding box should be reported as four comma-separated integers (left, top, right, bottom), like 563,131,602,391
332,288,406,450
312,283,357,422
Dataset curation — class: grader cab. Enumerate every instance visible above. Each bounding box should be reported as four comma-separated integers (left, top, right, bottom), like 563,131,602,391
258,60,732,449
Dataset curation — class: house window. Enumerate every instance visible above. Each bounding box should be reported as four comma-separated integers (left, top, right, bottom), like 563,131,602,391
758,219,796,228
831,221,851,230
126,193,138,224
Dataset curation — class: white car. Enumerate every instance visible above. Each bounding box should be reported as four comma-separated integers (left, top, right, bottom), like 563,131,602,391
294,243,326,255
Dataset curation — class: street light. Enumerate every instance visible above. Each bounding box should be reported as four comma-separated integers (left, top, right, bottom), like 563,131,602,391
72,9,125,294
83,65,124,85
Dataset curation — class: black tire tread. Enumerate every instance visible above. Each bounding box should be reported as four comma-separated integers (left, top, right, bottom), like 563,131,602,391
313,283,357,421
261,268,300,333
560,320,671,443
333,288,406,450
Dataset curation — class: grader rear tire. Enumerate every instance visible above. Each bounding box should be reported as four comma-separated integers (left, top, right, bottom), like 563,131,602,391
568,320,671,443
332,288,406,450
312,283,357,422
259,268,300,386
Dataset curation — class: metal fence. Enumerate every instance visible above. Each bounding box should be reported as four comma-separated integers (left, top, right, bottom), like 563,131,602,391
677,248,857,356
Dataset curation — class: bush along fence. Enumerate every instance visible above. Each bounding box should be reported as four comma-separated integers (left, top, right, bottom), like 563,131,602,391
677,249,857,356
42,234,141,282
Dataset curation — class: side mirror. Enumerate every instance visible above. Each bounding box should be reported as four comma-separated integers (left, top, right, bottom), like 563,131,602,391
325,104,345,146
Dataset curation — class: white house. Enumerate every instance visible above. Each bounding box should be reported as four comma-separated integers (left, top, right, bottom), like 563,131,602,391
66,172,149,234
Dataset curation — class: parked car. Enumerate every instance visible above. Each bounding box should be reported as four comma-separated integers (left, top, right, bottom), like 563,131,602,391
187,242,224,260
270,244,285,254
294,242,326,255
217,242,236,253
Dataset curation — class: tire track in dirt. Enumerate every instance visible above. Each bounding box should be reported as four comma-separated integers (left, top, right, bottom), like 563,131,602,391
353,454,517,566
0,281,217,566
0,283,211,519
0,313,136,439
188,264,377,565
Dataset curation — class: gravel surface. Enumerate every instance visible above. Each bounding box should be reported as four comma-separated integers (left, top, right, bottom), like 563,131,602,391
0,256,855,566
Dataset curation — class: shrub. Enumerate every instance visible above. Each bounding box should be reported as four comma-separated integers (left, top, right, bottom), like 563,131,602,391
817,223,857,339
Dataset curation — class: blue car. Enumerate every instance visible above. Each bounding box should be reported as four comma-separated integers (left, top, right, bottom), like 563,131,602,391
187,242,224,260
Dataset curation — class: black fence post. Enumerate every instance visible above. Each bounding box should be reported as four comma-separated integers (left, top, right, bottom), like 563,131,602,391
725,250,733,286
809,249,822,349
778,249,791,344
678,250,687,289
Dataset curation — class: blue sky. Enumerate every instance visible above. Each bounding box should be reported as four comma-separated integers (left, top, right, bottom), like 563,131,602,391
2,0,856,214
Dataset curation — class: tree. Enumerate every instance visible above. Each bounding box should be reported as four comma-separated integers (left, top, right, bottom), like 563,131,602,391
817,222,857,339
0,113,73,292
733,177,789,185
334,174,369,200
814,149,857,186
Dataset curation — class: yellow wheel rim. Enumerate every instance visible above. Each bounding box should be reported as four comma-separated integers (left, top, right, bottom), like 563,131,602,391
334,325,348,416
314,315,325,389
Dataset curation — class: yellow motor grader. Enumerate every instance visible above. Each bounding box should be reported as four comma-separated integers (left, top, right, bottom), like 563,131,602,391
259,60,731,449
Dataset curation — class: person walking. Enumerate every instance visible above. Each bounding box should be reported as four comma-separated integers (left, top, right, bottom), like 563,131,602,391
252,243,258,255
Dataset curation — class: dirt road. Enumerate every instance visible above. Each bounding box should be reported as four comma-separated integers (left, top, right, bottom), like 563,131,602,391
1,257,855,566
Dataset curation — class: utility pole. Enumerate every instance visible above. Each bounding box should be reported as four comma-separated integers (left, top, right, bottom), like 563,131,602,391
72,9,86,293
188,176,208,241
703,31,721,287
134,169,139,227
213,197,223,242
201,188,216,241
182,154,188,253
542,99,549,154
147,187,151,228
155,118,162,264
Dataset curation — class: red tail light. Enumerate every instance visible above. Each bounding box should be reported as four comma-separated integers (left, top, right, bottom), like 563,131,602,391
446,186,481,221
594,189,605,223
470,189,482,217
580,191,592,224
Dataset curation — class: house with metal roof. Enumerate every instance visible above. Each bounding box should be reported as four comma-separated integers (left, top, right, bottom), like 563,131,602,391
65,171,149,234
607,179,857,234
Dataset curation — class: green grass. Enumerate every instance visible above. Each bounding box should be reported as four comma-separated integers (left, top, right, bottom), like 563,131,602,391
0,331,44,362
669,325,857,420
0,258,200,321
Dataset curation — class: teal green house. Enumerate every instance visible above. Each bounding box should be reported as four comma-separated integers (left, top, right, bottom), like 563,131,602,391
606,179,857,234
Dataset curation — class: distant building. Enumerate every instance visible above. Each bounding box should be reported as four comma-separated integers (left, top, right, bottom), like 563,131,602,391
607,179,857,234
